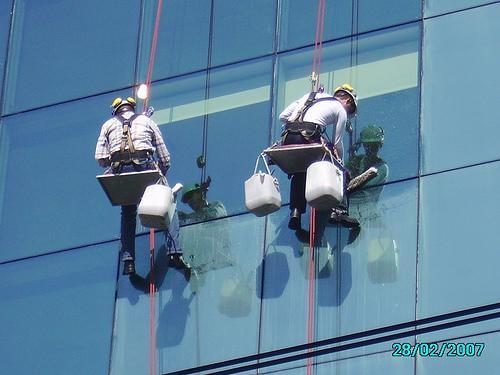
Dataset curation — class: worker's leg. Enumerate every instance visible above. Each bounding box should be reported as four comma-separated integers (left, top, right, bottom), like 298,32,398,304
282,132,309,230
165,210,181,255
117,161,156,275
290,172,307,213
162,179,191,280
121,204,137,275
288,172,307,230
329,169,359,228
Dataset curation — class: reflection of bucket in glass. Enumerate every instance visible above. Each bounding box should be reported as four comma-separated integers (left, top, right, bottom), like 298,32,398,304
367,238,398,284
300,241,334,279
218,275,253,318
256,251,289,299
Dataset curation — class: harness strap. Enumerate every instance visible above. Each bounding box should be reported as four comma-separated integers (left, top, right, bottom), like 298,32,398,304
289,91,317,123
116,114,139,154
289,92,338,124
112,114,142,169
284,121,319,133
110,149,152,162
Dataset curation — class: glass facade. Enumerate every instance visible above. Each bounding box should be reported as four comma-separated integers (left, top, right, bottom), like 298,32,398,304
1,1,500,374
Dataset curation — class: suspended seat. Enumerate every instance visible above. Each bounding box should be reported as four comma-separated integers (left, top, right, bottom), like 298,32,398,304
96,169,161,206
263,143,329,174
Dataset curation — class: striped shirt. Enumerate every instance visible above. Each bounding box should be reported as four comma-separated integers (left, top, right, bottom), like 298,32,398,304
95,110,170,171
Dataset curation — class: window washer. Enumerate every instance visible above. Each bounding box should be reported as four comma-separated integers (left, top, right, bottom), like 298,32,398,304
178,177,227,225
95,97,191,278
178,177,232,274
279,83,360,230
347,124,388,190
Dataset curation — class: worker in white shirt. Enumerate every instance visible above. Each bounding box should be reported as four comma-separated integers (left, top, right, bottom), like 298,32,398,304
279,83,360,230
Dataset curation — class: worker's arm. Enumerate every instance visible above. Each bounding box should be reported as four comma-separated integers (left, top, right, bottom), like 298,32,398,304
149,119,171,175
364,162,389,187
95,122,111,167
333,109,347,161
98,158,110,167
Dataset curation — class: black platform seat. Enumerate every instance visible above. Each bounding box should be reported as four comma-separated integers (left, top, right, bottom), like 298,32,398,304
263,143,329,174
96,169,161,206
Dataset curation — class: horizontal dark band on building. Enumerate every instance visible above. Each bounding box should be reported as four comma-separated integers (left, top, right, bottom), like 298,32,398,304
167,302,500,375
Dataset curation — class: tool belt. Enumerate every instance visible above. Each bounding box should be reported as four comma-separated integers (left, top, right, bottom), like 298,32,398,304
282,121,322,139
111,150,153,166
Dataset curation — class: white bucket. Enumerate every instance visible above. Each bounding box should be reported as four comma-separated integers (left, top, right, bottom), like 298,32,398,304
305,160,344,210
244,154,281,217
138,184,175,229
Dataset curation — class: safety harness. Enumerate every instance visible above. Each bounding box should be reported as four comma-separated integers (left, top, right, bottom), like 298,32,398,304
282,91,337,141
111,114,152,170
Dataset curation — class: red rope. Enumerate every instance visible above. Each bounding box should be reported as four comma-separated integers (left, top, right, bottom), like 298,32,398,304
312,0,327,89
143,0,164,111
307,2,326,372
143,1,165,375
149,229,157,375
306,208,316,375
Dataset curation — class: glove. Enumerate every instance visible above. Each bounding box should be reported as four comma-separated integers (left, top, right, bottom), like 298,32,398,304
161,164,170,176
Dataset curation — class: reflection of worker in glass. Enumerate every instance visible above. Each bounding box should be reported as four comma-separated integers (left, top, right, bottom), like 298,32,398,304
347,124,388,190
178,177,227,225
347,125,398,284
178,156,232,275
279,84,360,231
95,97,191,279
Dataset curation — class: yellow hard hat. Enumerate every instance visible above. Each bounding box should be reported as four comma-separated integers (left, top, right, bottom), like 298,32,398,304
334,83,358,114
110,97,136,115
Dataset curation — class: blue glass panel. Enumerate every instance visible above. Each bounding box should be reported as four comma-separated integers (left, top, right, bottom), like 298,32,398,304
425,0,493,17
338,180,418,336
206,57,273,216
417,331,500,374
422,3,500,174
136,0,210,82
111,214,265,374
261,365,308,374
0,91,133,262
348,25,420,184
358,0,421,33
260,179,417,367
0,243,118,375
3,0,139,114
417,318,500,352
0,0,12,109
211,0,276,66
418,162,500,320
316,351,414,374
148,72,207,220
259,206,321,359
260,350,414,374
278,0,352,52
275,24,420,183
314,180,417,364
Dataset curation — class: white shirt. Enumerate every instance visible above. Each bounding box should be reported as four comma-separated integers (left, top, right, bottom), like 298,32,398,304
279,92,348,159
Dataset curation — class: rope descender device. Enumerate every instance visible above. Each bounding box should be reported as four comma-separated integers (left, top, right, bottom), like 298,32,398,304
310,71,319,92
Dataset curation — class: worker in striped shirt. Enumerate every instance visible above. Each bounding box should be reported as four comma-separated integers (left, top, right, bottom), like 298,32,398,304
95,97,191,280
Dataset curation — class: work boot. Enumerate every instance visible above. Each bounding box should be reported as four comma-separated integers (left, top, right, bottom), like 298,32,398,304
288,208,302,230
329,208,360,228
294,228,310,244
167,253,192,282
347,226,361,244
123,260,136,275
183,266,192,282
